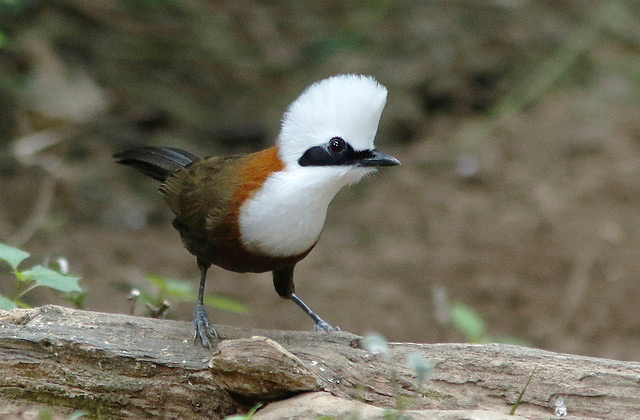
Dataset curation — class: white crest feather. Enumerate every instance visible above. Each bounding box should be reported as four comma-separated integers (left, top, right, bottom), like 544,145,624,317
239,74,388,257
277,74,388,166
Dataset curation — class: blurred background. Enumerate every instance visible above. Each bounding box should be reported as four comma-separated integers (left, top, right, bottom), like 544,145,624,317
1,0,640,360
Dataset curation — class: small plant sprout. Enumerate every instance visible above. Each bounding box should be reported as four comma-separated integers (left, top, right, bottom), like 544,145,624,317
225,402,262,419
362,333,413,417
509,367,537,415
54,257,69,274
360,334,436,418
554,396,568,417
406,352,433,390
450,303,487,343
362,332,390,359
127,288,140,315
451,302,529,346
145,299,171,318
0,242,83,310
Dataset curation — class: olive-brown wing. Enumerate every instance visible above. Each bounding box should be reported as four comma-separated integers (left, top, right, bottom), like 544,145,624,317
160,155,245,241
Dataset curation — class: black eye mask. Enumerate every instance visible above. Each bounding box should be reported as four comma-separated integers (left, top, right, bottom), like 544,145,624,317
298,137,376,167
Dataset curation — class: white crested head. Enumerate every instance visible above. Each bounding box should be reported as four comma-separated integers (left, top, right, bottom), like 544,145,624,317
238,75,397,257
277,74,388,167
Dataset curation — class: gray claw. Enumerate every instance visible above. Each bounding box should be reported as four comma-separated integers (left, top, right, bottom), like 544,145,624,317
193,304,217,348
315,320,340,332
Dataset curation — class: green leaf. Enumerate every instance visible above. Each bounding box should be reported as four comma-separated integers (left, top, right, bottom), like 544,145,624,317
203,294,249,314
510,367,537,415
163,279,195,300
38,406,53,420
147,274,248,313
147,275,195,301
225,403,262,419
63,291,86,309
147,274,168,290
451,303,486,343
14,299,29,309
138,290,160,306
21,265,82,293
0,243,30,271
0,294,17,310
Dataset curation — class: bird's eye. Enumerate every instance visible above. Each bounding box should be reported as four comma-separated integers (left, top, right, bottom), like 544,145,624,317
329,137,346,154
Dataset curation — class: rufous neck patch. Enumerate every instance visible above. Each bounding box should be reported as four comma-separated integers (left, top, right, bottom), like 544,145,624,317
228,146,285,225
238,146,284,198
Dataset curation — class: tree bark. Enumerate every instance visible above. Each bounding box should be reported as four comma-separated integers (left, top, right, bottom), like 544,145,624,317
0,305,638,419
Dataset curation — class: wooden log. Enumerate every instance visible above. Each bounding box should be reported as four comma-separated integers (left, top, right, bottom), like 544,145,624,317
0,305,638,419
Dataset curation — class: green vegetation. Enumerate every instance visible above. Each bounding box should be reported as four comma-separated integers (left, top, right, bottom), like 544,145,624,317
133,274,249,317
509,367,537,416
0,241,245,318
36,407,88,419
360,332,537,417
225,403,262,420
450,303,528,346
361,333,433,419
0,242,83,310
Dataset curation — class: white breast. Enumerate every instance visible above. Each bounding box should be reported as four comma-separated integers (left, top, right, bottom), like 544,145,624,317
238,166,372,257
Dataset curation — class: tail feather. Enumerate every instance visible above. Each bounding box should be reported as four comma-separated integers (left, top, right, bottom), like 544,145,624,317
113,147,199,182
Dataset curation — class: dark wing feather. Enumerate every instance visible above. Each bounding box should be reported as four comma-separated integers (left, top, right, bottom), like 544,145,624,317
114,147,198,181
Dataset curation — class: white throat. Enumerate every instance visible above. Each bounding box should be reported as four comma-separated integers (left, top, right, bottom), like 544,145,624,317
238,166,373,257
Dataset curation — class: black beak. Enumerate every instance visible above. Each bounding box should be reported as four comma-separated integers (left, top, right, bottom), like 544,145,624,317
356,150,401,167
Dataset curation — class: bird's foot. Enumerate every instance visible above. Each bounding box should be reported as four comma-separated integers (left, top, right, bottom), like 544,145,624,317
193,304,218,348
314,319,340,332
289,293,340,333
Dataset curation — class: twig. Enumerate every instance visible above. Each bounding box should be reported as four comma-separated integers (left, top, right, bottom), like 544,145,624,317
561,248,596,324
7,174,58,247
8,126,71,247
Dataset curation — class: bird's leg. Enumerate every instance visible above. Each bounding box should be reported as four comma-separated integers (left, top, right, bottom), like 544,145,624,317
193,261,217,347
272,266,338,332
289,292,339,332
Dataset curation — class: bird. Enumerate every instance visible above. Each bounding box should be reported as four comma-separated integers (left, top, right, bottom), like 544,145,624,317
113,74,400,347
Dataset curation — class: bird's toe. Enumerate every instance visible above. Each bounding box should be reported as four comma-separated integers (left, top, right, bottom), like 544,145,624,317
315,320,339,332
193,304,218,348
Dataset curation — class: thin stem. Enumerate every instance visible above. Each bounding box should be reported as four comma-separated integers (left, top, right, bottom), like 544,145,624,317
14,281,37,301
9,174,57,247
